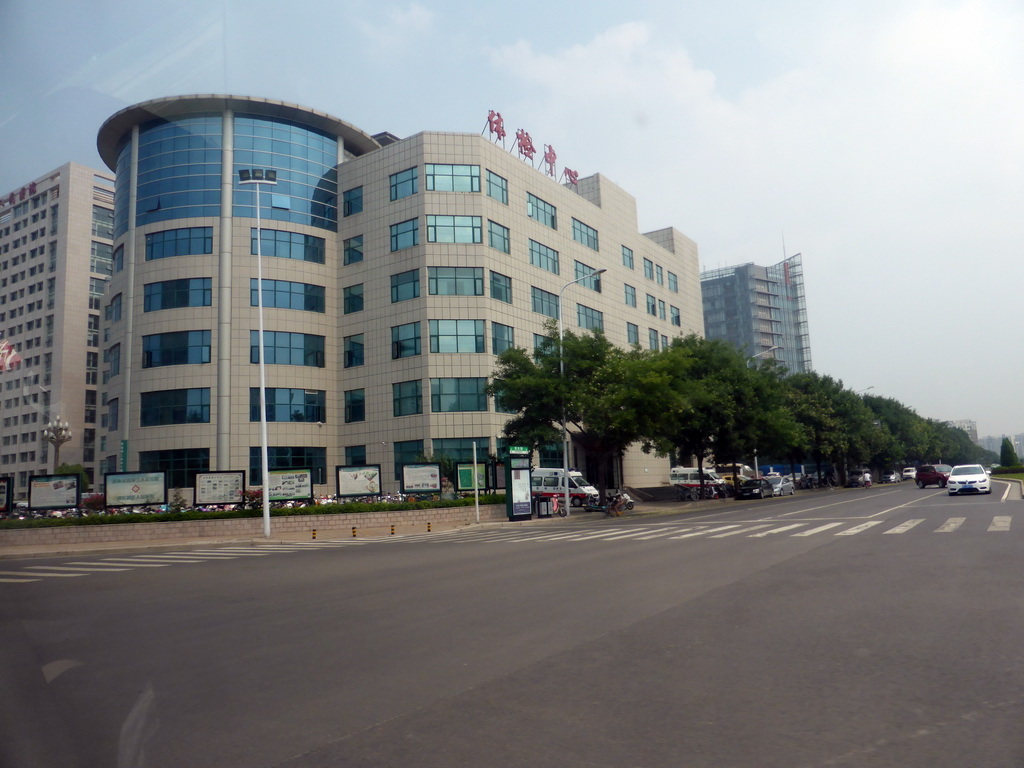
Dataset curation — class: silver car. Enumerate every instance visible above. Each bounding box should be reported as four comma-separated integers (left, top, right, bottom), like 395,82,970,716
767,475,795,496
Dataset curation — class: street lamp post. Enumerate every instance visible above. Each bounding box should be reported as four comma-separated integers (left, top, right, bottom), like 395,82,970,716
238,168,277,538
42,416,72,473
558,268,607,514
749,345,781,363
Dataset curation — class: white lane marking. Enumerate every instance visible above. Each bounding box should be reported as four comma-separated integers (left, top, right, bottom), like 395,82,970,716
883,519,925,535
836,521,885,536
597,528,666,540
775,490,905,518
25,565,131,572
635,527,696,540
569,530,642,541
999,481,1011,502
107,556,207,563
670,525,741,539
748,523,808,537
989,516,1012,532
187,550,269,557
792,522,845,537
935,517,966,533
0,577,40,583
99,560,171,567
0,570,84,578
710,524,774,538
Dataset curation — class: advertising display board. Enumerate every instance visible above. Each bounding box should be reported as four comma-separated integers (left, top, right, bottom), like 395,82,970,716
29,475,82,510
336,465,382,498
456,463,486,492
194,471,246,505
105,472,167,508
401,463,442,493
504,446,533,520
0,476,10,515
267,469,313,502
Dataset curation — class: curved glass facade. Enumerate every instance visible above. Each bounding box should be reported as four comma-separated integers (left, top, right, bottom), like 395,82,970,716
232,115,339,231
135,115,223,226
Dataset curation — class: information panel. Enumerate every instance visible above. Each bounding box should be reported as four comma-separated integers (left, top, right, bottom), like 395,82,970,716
0,476,10,515
267,469,313,502
29,475,81,510
195,471,246,505
336,465,382,498
456,463,486,492
105,472,167,508
401,464,442,493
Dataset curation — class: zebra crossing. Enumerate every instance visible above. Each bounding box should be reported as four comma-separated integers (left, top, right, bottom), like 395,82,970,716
0,541,366,584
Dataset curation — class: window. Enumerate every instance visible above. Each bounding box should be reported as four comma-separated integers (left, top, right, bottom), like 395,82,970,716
251,229,325,264
527,193,557,229
624,284,637,308
145,227,213,260
531,286,559,319
622,245,634,269
490,271,512,304
343,186,363,216
345,445,367,466
250,388,325,422
249,331,325,367
390,167,418,200
141,388,210,426
251,279,325,313
425,164,480,192
106,343,120,378
344,334,364,368
658,299,666,320
656,265,664,285
390,218,419,251
392,321,421,358
343,235,363,265
627,322,639,345
668,271,678,293
108,398,119,431
529,240,559,274
91,241,113,275
112,244,123,273
649,329,659,350
142,330,211,368
488,220,510,253
249,446,326,485
574,261,602,292
393,439,423,481
643,258,654,280
391,269,419,302
426,215,482,244
577,304,604,331
343,284,363,314
105,293,122,322
393,380,422,416
344,389,365,423
646,294,657,316
432,438,489,462
671,305,681,327
571,218,599,251
661,334,668,349
428,267,483,296
140,448,209,489
486,170,508,204
430,377,487,412
492,322,514,354
92,205,114,238
429,319,485,353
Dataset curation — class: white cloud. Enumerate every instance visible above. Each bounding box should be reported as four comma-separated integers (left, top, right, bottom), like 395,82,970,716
356,3,435,51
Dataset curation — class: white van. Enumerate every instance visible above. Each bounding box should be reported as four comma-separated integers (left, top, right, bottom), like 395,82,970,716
531,468,599,507
670,466,723,489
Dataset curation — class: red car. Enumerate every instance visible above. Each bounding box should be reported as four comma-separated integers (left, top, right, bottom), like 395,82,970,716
915,464,952,488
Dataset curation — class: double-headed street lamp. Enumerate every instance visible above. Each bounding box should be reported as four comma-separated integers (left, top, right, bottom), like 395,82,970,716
558,268,607,515
42,416,72,473
238,168,277,538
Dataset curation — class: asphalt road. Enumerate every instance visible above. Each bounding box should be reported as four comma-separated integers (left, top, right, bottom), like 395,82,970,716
3,481,1023,767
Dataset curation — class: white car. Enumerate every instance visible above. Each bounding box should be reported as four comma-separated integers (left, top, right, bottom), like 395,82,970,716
946,464,991,496
901,467,917,480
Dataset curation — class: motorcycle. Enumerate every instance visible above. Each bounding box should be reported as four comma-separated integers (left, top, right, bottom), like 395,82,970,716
608,491,635,510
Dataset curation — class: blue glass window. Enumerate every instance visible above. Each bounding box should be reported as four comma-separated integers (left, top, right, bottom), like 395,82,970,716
249,446,326,485
392,322,421,358
527,193,557,229
249,330,325,367
529,240,559,274
427,215,482,244
251,229,325,263
488,220,510,253
627,323,639,345
394,440,423,481
344,389,365,423
426,164,480,192
428,267,483,296
145,227,213,260
668,271,679,293
142,330,211,368
144,278,212,312
390,167,418,200
393,380,422,417
486,171,508,204
430,378,488,412
343,235,363,265
391,270,419,302
140,388,210,426
251,279,325,313
140,448,210,489
624,284,637,307
343,187,363,216
577,304,604,331
622,245,634,269
531,286,559,319
343,284,363,314
250,388,326,422
572,218,599,251
391,219,419,251
492,322,514,354
574,261,602,292
429,319,485,353
490,271,512,304
344,334,364,368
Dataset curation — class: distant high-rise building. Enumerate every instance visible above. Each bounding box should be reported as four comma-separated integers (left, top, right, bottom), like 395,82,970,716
700,254,811,373
0,162,115,496
947,419,978,443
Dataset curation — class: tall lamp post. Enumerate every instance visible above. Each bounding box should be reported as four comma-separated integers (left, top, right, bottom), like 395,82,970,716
558,268,607,515
238,168,277,538
42,416,72,473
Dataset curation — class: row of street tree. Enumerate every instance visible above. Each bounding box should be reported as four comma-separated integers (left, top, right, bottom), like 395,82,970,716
488,328,996,500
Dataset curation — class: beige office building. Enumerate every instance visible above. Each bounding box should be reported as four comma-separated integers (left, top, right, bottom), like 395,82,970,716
96,95,701,495
0,162,115,498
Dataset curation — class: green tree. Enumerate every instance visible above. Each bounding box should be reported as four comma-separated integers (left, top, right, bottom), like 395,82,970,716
55,463,90,492
1000,437,1019,467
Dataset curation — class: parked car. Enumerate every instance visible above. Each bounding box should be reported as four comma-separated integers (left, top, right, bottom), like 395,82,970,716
736,478,773,499
901,467,917,480
882,470,900,483
946,464,992,495
915,464,952,488
767,475,795,496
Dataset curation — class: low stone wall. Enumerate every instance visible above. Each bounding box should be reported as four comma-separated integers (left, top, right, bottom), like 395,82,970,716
0,504,508,549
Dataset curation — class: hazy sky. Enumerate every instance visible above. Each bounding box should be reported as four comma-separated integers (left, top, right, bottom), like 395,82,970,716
2,0,1021,436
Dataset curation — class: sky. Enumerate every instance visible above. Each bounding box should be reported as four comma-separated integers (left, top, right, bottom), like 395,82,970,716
2,0,1022,437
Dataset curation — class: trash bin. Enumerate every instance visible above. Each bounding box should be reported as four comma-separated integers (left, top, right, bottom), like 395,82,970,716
534,497,553,518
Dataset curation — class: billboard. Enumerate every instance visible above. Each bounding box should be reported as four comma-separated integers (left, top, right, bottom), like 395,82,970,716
266,469,313,502
105,472,167,508
195,471,246,505
336,465,382,498
29,475,81,510
401,463,441,493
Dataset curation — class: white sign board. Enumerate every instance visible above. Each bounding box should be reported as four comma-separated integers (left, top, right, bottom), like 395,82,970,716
105,472,167,507
29,475,80,509
195,471,245,505
402,464,441,492
267,469,312,502
336,466,382,497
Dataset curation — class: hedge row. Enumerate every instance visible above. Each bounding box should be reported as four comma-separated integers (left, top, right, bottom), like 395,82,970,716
0,494,506,530
991,466,1024,476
